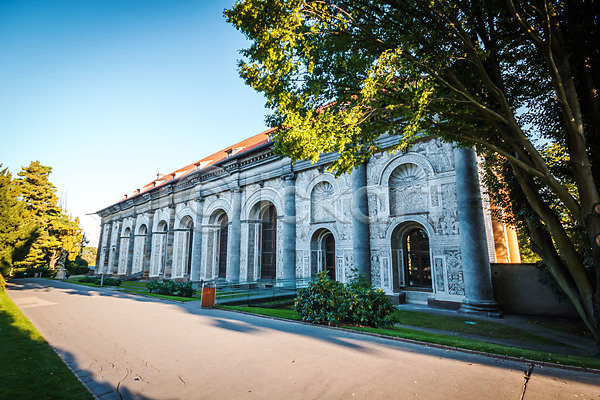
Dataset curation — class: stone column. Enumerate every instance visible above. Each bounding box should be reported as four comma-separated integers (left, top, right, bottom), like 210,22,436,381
143,214,154,277
164,208,176,278
126,220,136,275
95,223,104,271
228,188,242,282
282,174,297,284
454,147,500,316
190,199,204,281
352,163,371,283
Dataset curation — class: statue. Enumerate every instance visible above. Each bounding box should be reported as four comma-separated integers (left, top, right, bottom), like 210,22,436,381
55,249,68,280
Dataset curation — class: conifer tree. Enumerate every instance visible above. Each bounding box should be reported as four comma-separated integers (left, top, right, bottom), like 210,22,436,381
14,161,83,272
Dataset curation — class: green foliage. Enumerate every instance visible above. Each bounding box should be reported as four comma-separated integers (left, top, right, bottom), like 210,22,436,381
227,0,600,342
12,161,84,273
295,271,395,327
80,246,97,266
0,166,38,277
66,255,91,276
146,280,196,298
77,276,121,286
295,272,350,326
0,272,5,291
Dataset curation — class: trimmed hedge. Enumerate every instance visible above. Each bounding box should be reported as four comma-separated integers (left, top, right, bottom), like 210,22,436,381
295,271,396,328
146,280,196,298
77,276,121,286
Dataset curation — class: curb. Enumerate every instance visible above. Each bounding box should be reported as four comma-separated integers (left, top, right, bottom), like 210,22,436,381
214,306,600,375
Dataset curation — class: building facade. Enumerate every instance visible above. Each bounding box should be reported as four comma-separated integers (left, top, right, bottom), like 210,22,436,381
96,131,518,312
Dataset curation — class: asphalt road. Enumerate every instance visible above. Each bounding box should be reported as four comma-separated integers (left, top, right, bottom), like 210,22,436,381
5,279,600,400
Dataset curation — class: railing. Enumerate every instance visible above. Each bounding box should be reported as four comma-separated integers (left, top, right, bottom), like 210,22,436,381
200,277,314,306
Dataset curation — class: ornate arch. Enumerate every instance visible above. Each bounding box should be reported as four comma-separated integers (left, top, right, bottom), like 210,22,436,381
243,187,283,220
135,214,150,235
174,206,197,229
378,153,435,186
202,198,231,225
120,217,134,236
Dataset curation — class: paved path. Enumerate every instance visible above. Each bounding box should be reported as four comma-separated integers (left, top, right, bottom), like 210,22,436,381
6,279,600,400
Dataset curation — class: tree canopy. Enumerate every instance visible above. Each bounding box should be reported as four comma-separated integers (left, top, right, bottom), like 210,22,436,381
226,0,600,347
0,161,84,276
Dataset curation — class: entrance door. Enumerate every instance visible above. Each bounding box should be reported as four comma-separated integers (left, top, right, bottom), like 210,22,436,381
218,215,228,278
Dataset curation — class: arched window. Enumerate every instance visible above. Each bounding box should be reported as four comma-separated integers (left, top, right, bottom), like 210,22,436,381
404,228,431,288
310,229,336,280
217,214,228,279
260,205,277,280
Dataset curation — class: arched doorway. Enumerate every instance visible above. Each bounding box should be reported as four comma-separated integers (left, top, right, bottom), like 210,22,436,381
260,204,277,280
391,224,432,289
310,229,336,280
217,213,228,279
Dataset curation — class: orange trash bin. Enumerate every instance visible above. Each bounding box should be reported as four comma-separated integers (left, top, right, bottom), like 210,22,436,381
201,286,216,308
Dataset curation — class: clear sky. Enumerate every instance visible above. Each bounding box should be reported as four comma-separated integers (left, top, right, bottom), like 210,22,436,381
0,0,270,247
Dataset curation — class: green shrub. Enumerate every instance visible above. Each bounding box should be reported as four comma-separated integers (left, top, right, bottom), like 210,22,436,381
77,276,120,286
294,271,396,328
146,280,196,298
0,273,5,291
294,272,350,326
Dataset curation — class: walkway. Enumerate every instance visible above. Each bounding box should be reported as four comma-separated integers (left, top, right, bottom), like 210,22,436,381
6,279,600,400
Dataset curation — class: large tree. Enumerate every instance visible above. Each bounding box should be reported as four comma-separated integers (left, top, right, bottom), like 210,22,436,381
226,0,600,346
0,166,37,276
14,161,84,272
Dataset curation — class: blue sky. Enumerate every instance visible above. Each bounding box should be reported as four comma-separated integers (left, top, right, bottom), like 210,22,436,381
0,0,270,247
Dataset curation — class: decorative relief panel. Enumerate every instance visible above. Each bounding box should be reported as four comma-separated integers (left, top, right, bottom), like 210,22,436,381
311,181,335,222
411,138,454,173
433,256,445,292
389,163,427,215
445,250,465,295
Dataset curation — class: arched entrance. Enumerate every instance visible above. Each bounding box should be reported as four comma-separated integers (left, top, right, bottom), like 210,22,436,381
311,229,336,280
217,213,228,279
260,204,277,280
391,224,432,289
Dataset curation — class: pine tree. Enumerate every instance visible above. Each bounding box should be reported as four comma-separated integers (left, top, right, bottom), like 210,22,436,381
14,161,83,272
0,166,37,276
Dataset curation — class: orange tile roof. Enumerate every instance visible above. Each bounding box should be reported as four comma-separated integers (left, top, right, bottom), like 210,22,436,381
119,128,274,203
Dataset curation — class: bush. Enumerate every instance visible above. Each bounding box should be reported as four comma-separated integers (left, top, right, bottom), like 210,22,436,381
0,273,5,291
66,256,91,276
146,280,196,298
294,271,395,328
294,272,351,326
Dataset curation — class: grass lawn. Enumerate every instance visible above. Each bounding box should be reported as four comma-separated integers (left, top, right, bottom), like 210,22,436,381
217,304,600,370
65,277,201,302
393,310,566,347
526,316,592,339
0,291,93,400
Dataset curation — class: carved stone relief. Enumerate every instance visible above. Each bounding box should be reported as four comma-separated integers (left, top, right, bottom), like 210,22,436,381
445,250,464,295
